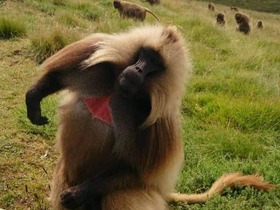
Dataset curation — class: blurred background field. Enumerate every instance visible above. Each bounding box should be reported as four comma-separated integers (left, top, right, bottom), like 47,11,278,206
0,0,279,209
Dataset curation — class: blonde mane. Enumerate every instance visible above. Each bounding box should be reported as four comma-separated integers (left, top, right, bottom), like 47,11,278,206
84,25,192,127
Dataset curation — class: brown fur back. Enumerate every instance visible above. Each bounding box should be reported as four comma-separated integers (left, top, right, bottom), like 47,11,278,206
50,25,191,209
235,12,251,34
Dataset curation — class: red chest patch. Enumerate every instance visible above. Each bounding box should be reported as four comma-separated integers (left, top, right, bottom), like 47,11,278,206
83,96,112,125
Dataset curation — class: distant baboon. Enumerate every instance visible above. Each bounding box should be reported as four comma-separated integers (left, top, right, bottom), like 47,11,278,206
230,6,238,11
208,2,215,11
143,0,160,5
256,20,264,29
216,12,226,26
235,12,251,35
113,0,159,21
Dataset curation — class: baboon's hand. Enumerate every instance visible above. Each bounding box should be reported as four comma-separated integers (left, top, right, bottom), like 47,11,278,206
26,106,49,125
27,112,49,125
60,187,87,209
26,88,49,125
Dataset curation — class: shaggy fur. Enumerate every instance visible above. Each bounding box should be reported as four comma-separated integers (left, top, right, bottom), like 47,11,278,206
256,20,264,29
235,12,251,35
26,25,274,210
113,0,159,21
216,12,226,26
208,2,215,11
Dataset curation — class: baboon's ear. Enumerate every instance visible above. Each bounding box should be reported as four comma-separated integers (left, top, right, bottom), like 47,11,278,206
162,26,179,43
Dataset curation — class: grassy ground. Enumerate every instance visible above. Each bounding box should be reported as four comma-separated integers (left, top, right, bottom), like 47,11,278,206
198,0,280,14
0,0,280,209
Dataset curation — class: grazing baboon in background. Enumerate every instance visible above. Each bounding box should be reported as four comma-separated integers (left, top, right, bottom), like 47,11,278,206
216,12,226,26
230,6,238,11
26,25,274,209
208,2,215,11
113,0,159,21
256,20,264,29
235,12,251,35
143,0,160,5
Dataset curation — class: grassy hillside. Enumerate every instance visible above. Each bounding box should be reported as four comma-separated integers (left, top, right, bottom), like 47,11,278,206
198,0,280,14
0,0,279,209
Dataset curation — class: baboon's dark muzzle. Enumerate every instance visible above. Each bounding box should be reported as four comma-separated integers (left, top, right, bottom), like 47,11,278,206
117,47,164,97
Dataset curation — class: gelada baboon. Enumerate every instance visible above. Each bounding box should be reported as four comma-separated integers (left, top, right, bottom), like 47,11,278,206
256,20,264,29
235,12,251,35
26,25,274,209
113,0,159,21
216,12,226,26
143,0,160,5
208,2,215,11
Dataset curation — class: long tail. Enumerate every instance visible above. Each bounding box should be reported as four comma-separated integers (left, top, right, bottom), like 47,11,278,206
168,172,274,204
146,9,160,21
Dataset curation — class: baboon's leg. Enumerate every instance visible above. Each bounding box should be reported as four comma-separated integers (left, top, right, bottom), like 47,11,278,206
50,158,70,210
102,189,168,210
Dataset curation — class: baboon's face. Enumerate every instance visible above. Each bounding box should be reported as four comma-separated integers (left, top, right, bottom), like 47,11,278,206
113,0,120,9
217,14,224,21
235,13,243,23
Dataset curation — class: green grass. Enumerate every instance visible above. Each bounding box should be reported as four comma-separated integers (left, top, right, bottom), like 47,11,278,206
56,10,86,28
199,0,280,14
26,0,57,16
29,27,80,63
0,0,280,209
53,0,67,6
0,18,26,39
70,1,102,19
